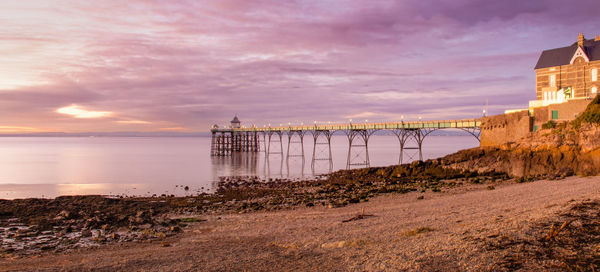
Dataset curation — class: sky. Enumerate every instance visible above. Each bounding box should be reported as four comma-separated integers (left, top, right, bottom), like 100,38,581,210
1,0,600,133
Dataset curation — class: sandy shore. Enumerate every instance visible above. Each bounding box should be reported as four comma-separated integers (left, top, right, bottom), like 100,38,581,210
2,176,599,271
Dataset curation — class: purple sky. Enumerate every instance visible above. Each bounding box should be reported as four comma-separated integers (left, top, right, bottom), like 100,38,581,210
1,0,599,133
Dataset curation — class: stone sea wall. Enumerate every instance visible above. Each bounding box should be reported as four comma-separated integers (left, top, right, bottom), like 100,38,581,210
480,111,532,147
480,98,592,147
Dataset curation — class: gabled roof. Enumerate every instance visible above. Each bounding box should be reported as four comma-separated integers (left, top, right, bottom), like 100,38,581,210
534,38,600,69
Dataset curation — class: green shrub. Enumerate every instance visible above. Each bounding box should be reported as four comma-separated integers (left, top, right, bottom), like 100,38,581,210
572,95,600,128
542,120,556,129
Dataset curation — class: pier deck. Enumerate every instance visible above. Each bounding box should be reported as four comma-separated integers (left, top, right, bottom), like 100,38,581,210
210,118,481,170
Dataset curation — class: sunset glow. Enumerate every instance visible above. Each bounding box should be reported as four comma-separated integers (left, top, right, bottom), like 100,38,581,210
0,1,599,133
0,126,41,133
56,105,113,119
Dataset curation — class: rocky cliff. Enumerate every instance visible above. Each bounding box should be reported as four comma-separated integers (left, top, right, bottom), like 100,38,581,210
441,96,600,178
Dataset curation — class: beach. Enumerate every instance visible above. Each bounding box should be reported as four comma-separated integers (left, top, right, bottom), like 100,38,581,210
2,175,599,271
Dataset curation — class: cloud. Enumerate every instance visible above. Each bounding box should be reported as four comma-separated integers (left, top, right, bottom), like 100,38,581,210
56,105,113,119
0,126,40,133
116,120,151,124
1,0,599,132
159,127,191,132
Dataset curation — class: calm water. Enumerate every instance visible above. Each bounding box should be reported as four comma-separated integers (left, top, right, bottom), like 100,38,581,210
0,135,478,199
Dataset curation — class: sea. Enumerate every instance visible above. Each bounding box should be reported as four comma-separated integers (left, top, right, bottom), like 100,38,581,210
0,134,478,199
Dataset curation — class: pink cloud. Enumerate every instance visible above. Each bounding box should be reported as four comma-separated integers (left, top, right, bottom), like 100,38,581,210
0,0,599,132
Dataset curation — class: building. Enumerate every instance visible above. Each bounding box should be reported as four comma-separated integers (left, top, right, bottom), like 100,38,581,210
483,33,600,146
532,33,600,107
230,115,241,128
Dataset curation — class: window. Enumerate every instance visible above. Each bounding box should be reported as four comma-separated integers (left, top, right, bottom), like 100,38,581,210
549,74,556,87
552,110,559,120
593,68,598,82
593,86,598,94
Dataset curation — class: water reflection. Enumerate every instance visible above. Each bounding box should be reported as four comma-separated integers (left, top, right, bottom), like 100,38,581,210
210,151,329,182
0,136,479,199
208,135,482,182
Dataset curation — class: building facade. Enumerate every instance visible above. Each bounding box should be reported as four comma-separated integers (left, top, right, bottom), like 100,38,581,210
532,33,600,107
484,33,600,146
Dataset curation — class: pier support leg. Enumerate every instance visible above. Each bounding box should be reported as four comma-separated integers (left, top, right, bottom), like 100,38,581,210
460,128,481,142
311,130,333,174
262,132,267,154
393,128,436,164
210,132,217,156
392,129,410,164
285,130,305,177
345,129,376,169
286,130,305,160
266,131,284,157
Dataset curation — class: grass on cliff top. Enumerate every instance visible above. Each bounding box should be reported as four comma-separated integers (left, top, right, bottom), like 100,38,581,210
572,95,600,128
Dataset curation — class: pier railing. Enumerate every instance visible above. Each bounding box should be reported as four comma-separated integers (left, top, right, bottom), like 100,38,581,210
211,119,480,132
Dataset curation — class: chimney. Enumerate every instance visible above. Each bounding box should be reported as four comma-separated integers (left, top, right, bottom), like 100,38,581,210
596,35,600,42
578,33,584,47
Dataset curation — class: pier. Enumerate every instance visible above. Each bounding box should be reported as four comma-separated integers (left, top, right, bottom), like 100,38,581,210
211,117,481,170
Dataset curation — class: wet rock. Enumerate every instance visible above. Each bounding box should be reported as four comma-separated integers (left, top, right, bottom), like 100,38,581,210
81,229,92,237
138,224,152,230
40,244,56,250
92,235,106,243
59,210,70,218
110,233,120,240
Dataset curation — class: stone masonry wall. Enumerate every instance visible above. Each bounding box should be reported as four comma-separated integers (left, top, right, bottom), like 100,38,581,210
532,98,592,130
480,110,532,147
481,98,591,147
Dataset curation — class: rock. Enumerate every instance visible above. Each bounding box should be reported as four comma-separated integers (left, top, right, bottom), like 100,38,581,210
135,211,148,224
40,244,56,250
321,241,348,249
92,235,106,243
59,210,70,218
81,229,92,237
15,231,36,238
324,238,367,248
138,224,152,230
